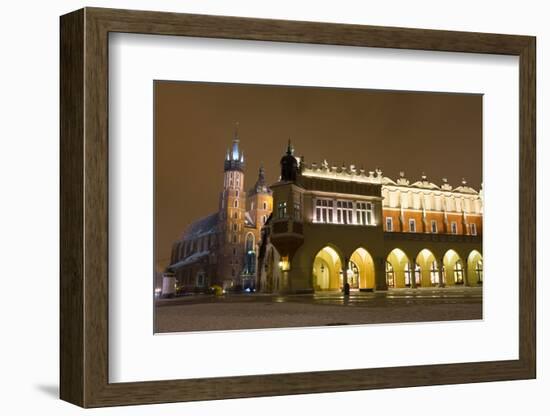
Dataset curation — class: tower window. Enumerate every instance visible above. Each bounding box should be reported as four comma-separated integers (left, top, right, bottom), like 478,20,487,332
234,212,238,219
263,202,267,210
431,219,437,233
385,217,393,231
232,234,237,243
236,190,239,197
409,219,416,232
234,200,238,208
233,223,237,231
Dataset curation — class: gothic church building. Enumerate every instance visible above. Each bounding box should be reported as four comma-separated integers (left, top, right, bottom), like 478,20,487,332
166,131,272,293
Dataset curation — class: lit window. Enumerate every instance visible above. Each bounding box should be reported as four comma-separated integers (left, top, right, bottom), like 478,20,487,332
404,263,420,287
356,202,373,225
453,261,464,284
244,234,256,274
366,202,373,224
470,223,477,235
431,220,437,233
476,260,483,283
336,200,353,224
315,199,333,223
451,221,458,234
385,261,395,288
430,261,439,285
385,217,393,231
409,219,416,232
404,263,411,286
277,202,287,218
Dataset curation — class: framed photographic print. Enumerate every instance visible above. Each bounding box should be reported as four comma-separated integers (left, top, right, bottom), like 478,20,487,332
60,7,536,408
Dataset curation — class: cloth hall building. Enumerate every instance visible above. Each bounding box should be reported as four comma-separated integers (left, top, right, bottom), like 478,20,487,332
257,143,483,293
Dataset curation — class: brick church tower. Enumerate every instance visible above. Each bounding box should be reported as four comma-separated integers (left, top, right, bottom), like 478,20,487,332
217,127,247,288
248,165,272,231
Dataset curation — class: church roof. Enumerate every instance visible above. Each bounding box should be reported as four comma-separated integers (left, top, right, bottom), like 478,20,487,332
181,213,218,240
170,250,210,270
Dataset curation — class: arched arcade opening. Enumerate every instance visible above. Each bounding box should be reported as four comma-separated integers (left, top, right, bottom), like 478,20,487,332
312,246,342,291
415,249,441,287
467,250,483,286
349,247,375,290
386,248,412,288
443,249,465,286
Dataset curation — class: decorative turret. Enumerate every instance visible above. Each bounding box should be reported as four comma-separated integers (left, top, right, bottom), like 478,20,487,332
280,140,299,182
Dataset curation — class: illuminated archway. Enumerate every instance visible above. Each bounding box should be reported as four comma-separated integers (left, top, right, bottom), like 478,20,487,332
349,247,375,290
386,248,411,288
443,249,465,286
312,246,343,291
467,250,483,286
416,249,440,287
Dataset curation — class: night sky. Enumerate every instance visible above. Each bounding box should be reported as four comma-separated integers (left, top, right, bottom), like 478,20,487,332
155,81,482,269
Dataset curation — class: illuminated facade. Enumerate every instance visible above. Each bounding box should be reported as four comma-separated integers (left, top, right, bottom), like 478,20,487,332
258,142,483,293
165,130,272,293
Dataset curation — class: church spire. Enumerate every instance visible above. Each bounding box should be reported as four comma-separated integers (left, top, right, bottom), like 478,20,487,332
224,123,245,172
252,163,271,194
231,122,241,161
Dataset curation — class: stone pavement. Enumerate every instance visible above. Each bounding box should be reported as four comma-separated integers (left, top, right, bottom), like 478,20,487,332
155,287,482,333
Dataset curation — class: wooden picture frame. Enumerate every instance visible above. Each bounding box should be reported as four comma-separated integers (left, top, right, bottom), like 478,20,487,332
60,7,536,408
